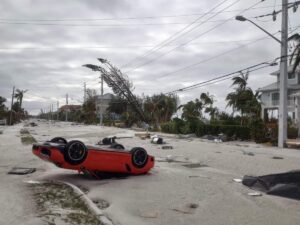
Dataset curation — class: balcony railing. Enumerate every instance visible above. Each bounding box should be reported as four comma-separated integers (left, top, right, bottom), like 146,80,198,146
271,99,295,106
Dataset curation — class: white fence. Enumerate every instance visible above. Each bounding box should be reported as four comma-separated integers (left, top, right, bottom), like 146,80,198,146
0,119,7,126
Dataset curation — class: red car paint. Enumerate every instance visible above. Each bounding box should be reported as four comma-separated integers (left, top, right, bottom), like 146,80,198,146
32,142,154,175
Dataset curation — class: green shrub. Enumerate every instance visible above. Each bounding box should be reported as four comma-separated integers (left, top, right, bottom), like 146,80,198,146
250,118,268,143
179,123,192,134
288,127,298,139
195,124,250,140
266,125,298,145
161,121,178,134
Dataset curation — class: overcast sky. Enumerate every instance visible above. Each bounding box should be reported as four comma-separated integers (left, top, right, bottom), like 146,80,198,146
0,0,299,115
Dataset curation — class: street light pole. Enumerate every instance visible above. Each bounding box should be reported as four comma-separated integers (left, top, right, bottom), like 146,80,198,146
235,0,289,148
278,0,288,148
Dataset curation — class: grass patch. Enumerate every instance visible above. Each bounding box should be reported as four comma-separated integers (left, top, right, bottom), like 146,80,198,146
29,182,102,225
20,128,37,145
21,135,37,145
20,128,30,134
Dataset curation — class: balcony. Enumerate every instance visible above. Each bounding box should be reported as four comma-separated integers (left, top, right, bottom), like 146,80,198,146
271,99,295,107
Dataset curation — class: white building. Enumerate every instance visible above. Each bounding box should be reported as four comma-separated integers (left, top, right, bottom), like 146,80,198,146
258,66,300,124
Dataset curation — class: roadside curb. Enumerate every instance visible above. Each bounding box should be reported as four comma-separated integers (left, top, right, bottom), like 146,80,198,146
61,181,114,225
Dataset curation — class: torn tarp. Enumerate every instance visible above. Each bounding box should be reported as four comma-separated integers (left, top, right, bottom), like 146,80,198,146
242,171,300,200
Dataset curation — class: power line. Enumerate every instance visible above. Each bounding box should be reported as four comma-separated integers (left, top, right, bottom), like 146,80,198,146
120,0,234,69
254,0,300,19
0,18,253,26
164,56,286,95
125,0,240,72
158,24,300,82
124,0,264,73
174,64,272,93
0,38,273,51
158,32,280,79
0,4,285,22
1,24,299,51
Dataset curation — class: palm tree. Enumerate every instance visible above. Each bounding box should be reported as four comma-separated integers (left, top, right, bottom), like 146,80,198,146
226,92,238,116
143,93,178,127
226,71,261,124
14,89,27,109
179,99,203,121
232,71,248,91
200,92,219,120
200,92,213,106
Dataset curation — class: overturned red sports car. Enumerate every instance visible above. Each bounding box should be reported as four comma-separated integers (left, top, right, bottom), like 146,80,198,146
32,137,155,176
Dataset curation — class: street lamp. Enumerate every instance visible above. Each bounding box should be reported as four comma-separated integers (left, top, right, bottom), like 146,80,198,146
235,15,282,44
236,5,288,148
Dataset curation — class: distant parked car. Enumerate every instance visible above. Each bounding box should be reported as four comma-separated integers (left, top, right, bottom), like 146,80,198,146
32,137,155,176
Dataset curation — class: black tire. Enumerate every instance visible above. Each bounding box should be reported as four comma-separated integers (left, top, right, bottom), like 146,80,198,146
50,137,68,144
64,140,88,165
131,147,148,168
110,143,125,150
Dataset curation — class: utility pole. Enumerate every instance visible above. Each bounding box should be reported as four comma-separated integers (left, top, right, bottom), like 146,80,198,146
57,101,59,121
9,86,15,125
51,104,54,121
65,93,68,122
99,73,104,126
50,105,52,121
278,0,288,148
83,82,86,102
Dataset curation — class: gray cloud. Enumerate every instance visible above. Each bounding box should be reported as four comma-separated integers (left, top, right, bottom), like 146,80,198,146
0,0,299,115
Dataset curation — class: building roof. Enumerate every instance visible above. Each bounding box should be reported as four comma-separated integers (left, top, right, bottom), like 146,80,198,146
258,82,300,92
96,93,115,100
270,65,300,76
59,105,81,111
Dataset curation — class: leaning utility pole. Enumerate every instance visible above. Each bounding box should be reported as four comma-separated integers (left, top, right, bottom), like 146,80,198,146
9,86,15,125
278,0,288,148
65,93,68,122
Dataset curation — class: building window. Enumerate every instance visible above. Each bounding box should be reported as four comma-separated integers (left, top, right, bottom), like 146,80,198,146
288,72,295,79
271,92,279,106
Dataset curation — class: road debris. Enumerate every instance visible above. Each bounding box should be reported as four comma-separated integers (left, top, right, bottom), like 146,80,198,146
272,156,284,160
162,145,173,150
135,132,150,139
248,192,262,197
243,151,255,156
242,171,300,200
139,210,159,218
172,203,199,214
8,167,36,175
182,163,208,168
23,180,41,184
151,135,164,144
233,178,242,183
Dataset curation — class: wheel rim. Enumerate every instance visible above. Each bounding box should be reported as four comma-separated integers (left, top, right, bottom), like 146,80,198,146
68,142,86,161
133,149,147,166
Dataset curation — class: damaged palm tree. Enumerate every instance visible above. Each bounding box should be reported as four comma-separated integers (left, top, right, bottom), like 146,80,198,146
83,59,146,122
